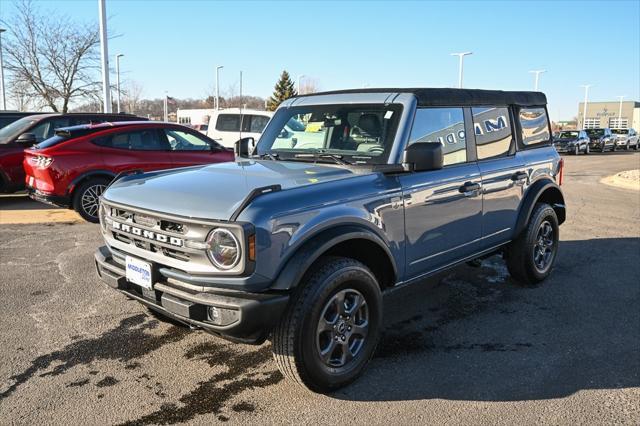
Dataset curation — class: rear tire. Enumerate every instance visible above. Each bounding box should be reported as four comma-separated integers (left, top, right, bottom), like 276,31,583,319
584,144,590,155
73,177,110,223
272,256,382,392
573,145,579,155
505,203,559,286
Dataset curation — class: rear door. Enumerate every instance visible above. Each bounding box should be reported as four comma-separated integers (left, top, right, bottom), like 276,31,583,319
95,128,174,174
163,127,232,167
472,106,525,248
399,107,483,278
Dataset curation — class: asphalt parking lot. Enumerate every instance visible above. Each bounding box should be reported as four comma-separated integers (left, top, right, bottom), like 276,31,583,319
1,152,639,424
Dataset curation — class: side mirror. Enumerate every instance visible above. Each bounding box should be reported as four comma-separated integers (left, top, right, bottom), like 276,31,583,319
16,133,37,145
402,142,443,172
234,137,255,158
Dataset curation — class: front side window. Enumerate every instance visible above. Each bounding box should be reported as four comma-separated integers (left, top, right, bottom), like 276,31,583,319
472,107,512,160
256,104,402,164
30,120,53,142
409,107,466,166
216,114,241,132
519,107,550,146
0,117,40,143
165,129,212,151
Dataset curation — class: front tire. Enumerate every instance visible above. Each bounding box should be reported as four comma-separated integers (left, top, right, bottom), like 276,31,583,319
584,144,590,154
73,178,110,223
272,257,382,392
573,145,579,155
505,203,559,286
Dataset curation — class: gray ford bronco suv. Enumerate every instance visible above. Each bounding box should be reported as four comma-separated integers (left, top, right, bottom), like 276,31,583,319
95,88,565,392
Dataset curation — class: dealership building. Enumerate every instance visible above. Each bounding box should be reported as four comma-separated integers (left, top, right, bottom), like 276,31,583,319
577,101,640,130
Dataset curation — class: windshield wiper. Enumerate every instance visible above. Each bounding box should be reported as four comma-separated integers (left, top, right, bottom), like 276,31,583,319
256,152,279,161
293,152,352,165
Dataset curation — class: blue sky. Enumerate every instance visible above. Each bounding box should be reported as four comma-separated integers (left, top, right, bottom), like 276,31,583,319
1,0,639,120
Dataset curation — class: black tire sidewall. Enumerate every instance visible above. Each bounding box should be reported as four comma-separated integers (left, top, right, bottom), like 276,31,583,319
524,205,559,282
73,178,110,223
297,261,382,391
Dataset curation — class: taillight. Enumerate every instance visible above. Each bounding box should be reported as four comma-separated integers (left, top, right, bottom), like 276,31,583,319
30,155,53,168
557,158,564,186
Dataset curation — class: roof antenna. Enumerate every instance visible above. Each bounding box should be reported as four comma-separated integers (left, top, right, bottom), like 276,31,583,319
239,70,243,146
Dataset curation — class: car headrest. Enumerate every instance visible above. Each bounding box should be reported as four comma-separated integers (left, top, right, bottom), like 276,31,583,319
357,114,381,138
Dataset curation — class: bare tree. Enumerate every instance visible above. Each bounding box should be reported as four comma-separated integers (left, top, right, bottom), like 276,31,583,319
1,0,101,112
123,81,144,114
300,78,320,95
7,79,40,111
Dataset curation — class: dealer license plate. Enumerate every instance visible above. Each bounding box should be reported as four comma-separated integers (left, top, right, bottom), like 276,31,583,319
125,256,153,289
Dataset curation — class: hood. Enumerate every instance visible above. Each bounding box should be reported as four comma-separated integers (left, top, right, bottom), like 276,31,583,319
102,160,362,220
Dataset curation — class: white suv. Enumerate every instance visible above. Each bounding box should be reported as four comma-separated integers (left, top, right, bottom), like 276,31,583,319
206,108,273,148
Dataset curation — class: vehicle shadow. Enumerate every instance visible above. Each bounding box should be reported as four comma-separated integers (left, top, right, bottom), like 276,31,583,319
0,193,58,211
332,237,640,402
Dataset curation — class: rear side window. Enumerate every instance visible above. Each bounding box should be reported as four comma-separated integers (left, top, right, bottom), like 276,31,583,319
244,115,270,133
94,130,169,151
216,114,241,132
472,107,512,160
409,107,466,166
519,107,550,146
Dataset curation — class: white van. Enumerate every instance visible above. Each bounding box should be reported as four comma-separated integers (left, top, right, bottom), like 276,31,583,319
206,108,273,148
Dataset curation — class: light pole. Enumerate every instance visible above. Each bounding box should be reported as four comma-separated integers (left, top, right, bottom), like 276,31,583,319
450,52,472,89
580,84,592,129
115,54,124,113
297,74,306,95
164,91,168,122
0,28,6,110
529,70,546,91
98,0,111,113
215,65,223,110
616,95,625,128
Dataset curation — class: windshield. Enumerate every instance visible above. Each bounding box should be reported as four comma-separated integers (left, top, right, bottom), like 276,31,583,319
256,104,403,164
558,131,579,139
0,117,39,143
611,129,628,134
585,129,604,137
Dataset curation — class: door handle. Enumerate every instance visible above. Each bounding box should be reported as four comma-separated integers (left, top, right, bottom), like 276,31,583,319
458,181,481,196
511,171,528,183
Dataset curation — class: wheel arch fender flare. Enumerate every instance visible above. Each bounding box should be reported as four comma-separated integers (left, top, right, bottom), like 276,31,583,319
513,178,566,238
67,170,116,197
270,224,398,291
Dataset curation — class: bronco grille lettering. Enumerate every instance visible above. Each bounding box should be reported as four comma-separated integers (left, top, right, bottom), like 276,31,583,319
112,221,183,247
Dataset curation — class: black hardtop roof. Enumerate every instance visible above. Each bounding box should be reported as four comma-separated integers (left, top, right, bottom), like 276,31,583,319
298,87,547,107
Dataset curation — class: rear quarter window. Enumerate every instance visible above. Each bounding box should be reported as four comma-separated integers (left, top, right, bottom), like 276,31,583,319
519,107,551,146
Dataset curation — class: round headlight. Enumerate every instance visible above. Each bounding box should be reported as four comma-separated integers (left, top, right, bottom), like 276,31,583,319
206,229,241,270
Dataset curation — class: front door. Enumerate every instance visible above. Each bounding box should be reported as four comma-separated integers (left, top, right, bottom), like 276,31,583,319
400,107,482,278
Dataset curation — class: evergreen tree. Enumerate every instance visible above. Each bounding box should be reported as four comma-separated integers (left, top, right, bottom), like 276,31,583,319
267,70,297,111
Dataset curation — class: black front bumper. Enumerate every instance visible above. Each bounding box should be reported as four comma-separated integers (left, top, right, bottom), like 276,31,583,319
94,246,289,344
28,188,71,208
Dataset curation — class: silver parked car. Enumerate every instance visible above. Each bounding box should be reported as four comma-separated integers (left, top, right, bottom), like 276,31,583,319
612,128,639,150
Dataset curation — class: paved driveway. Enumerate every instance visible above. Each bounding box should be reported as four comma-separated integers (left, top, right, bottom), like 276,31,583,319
0,152,638,424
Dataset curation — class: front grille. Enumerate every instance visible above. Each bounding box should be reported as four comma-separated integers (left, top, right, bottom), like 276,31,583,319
100,200,247,276
103,203,208,263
